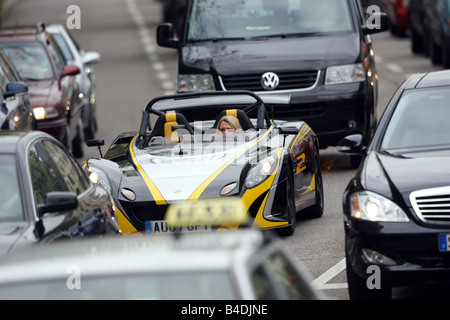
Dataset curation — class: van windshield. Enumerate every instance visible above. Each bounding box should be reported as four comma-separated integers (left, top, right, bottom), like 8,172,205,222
187,0,353,41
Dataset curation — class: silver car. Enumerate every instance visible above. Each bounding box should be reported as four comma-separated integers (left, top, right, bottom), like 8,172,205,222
46,24,101,140
0,229,324,300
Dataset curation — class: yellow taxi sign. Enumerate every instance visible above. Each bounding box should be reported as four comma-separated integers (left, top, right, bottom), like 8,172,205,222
166,198,249,228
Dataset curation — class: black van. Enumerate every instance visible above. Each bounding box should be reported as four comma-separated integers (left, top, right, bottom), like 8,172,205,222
157,0,388,162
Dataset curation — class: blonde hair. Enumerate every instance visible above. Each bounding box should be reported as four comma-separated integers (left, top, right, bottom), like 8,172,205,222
217,115,242,130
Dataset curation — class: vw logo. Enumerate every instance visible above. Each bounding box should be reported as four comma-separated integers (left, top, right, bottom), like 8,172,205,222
261,72,280,90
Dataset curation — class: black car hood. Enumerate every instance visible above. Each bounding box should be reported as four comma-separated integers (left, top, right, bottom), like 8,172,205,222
181,33,361,74
363,152,450,206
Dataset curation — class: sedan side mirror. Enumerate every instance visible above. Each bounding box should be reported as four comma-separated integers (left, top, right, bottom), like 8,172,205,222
337,134,367,155
3,82,28,99
157,23,179,49
38,192,78,217
61,65,81,78
82,51,101,65
363,12,390,35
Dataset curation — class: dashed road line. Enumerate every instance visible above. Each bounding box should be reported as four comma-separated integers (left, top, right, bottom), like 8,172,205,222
125,0,175,95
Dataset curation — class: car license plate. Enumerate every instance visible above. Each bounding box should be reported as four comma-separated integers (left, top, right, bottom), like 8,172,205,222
438,234,450,252
145,220,212,234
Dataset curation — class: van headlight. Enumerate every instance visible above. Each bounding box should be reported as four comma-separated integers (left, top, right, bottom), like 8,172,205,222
178,74,215,92
244,153,279,189
350,191,410,222
325,63,366,85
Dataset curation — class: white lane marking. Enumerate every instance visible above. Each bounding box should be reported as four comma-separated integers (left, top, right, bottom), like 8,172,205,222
313,258,348,290
125,0,175,95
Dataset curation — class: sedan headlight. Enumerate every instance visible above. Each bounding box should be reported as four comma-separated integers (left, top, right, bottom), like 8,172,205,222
350,191,410,222
33,106,59,120
244,153,279,189
178,74,215,92
325,63,366,85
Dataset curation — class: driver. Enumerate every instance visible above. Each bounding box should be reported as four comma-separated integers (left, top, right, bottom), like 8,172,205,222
217,115,242,134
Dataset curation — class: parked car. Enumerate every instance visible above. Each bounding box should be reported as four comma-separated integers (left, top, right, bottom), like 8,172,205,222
0,23,85,158
46,24,101,140
157,0,389,167
408,0,428,54
423,0,450,68
86,90,324,237
0,130,120,258
0,51,35,131
338,69,450,299
381,0,410,36
0,198,325,300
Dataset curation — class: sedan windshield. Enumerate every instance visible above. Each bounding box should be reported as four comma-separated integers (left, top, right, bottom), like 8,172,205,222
0,156,23,221
187,0,353,41
381,87,450,155
1,43,55,81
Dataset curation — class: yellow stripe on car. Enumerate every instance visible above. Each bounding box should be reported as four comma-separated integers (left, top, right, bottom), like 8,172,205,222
129,135,167,205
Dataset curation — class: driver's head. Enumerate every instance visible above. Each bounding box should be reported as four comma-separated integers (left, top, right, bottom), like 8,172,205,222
217,115,242,134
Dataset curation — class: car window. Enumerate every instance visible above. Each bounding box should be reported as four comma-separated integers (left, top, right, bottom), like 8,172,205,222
0,62,9,92
187,0,353,41
380,87,450,154
265,251,307,299
29,141,69,205
41,140,90,195
50,33,74,62
46,37,65,72
1,43,55,81
250,265,278,299
0,272,237,299
0,155,23,221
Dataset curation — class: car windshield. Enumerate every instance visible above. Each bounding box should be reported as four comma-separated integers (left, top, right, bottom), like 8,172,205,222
0,156,23,221
380,87,450,156
187,0,353,41
1,43,55,81
0,271,237,299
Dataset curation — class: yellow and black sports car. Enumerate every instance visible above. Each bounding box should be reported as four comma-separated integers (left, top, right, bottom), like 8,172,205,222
86,91,323,236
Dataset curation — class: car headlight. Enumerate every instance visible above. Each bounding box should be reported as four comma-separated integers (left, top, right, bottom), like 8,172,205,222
244,153,279,189
33,106,59,120
325,63,366,85
88,167,112,194
350,191,410,222
178,74,215,92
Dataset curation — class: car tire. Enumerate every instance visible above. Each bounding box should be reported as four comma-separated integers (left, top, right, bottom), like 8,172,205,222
410,27,424,54
277,166,296,237
429,36,442,65
72,120,84,159
84,102,98,140
442,35,450,69
345,253,392,300
303,151,324,219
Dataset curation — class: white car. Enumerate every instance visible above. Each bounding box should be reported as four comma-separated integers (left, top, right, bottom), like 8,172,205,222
0,199,326,300
46,24,101,140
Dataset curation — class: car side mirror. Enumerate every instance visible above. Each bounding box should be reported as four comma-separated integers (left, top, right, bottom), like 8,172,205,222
61,65,80,78
362,12,390,35
3,82,28,99
337,134,367,155
82,51,101,65
37,192,78,217
157,23,179,49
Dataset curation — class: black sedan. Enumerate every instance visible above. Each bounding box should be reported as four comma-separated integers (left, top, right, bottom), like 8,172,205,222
0,130,120,257
338,69,450,299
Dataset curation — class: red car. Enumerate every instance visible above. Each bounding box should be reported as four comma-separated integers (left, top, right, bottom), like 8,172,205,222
0,23,84,158
383,0,410,36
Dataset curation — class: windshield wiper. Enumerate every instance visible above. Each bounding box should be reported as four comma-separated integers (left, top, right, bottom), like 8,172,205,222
249,32,320,40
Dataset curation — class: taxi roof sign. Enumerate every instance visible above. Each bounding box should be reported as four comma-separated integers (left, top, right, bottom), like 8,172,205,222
166,198,249,228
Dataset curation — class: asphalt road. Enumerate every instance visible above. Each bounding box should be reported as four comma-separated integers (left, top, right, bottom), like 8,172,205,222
3,0,445,300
